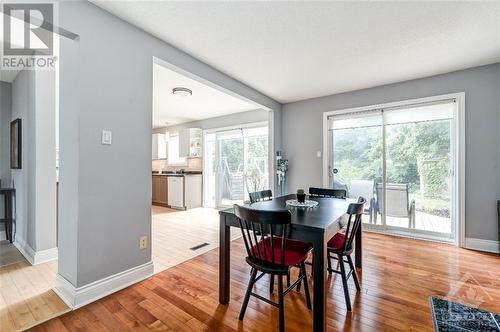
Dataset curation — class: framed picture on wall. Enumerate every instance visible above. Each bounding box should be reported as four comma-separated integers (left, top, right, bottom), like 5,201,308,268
10,118,22,169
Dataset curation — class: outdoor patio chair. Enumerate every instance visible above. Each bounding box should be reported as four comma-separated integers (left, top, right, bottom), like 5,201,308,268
349,180,374,218
373,183,416,228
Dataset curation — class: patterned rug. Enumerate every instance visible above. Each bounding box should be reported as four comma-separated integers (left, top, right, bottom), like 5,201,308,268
430,297,500,331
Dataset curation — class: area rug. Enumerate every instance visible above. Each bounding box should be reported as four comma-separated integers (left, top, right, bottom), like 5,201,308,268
430,296,500,331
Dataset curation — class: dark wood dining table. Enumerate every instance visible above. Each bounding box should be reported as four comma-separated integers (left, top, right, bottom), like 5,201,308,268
218,194,363,332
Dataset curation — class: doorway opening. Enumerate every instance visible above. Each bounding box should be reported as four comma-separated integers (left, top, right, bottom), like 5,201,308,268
150,58,273,274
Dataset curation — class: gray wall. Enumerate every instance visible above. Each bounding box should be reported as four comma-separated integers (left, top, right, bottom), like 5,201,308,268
0,82,12,224
153,109,270,134
11,71,32,246
282,63,500,241
8,70,57,252
58,1,280,287
32,70,57,252
0,82,11,187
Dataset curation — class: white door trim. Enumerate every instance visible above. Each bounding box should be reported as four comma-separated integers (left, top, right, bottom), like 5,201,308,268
322,92,465,247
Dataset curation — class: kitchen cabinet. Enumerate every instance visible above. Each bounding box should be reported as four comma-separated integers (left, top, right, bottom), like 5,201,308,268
152,175,168,206
184,175,202,209
179,128,202,157
167,176,184,209
152,133,167,160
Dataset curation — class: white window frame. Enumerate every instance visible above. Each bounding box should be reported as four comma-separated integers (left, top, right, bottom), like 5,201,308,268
322,92,465,247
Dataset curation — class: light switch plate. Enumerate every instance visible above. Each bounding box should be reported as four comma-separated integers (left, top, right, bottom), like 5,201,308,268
102,130,112,145
317,151,321,158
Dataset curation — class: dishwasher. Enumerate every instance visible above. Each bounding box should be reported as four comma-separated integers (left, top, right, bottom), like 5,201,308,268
167,176,184,209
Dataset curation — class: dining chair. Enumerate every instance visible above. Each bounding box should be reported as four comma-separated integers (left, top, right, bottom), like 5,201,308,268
248,189,289,289
234,204,312,332
294,187,347,276
309,187,347,199
326,198,365,311
249,189,273,203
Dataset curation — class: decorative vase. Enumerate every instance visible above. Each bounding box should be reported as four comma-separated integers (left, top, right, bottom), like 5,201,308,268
296,189,306,203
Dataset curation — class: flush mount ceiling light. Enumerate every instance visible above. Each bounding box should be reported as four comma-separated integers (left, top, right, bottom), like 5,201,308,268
172,87,192,97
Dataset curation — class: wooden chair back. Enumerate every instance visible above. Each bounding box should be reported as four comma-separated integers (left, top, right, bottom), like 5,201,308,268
340,197,365,253
234,204,291,269
309,187,346,199
249,189,272,203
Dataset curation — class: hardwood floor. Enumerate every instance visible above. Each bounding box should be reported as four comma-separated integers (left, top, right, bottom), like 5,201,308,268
0,260,69,331
0,206,237,332
29,233,500,331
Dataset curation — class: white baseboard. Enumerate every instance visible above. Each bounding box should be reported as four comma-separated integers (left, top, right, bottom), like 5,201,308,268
54,261,154,309
465,237,499,254
35,247,59,264
14,238,58,265
14,238,35,264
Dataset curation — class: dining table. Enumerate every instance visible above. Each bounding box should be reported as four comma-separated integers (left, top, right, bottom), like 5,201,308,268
218,194,363,332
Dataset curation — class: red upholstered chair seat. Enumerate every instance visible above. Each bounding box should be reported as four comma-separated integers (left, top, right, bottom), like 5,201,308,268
252,237,312,266
327,232,346,251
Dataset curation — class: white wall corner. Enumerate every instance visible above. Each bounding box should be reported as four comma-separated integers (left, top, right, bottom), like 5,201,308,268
53,261,154,310
14,237,58,265
464,237,500,254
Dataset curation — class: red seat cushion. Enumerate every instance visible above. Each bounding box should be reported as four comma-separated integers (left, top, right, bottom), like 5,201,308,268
251,237,312,266
327,232,346,251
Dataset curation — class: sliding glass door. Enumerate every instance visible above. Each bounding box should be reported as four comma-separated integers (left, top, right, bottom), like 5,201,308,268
328,100,456,241
204,125,269,208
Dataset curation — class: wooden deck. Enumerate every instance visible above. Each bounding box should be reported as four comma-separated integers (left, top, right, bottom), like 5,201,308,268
29,232,500,331
365,211,452,235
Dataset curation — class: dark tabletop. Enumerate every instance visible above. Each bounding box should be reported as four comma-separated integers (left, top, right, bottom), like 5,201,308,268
220,194,349,231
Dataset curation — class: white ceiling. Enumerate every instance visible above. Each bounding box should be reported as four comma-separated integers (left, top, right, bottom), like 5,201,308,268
152,63,259,128
92,1,500,103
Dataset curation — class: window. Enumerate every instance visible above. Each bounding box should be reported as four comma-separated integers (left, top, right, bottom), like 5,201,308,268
168,134,186,165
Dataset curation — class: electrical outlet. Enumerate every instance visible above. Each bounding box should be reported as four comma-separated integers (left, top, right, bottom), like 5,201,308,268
139,236,147,249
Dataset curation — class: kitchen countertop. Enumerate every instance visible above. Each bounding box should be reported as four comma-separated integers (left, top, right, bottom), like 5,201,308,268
152,171,202,177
